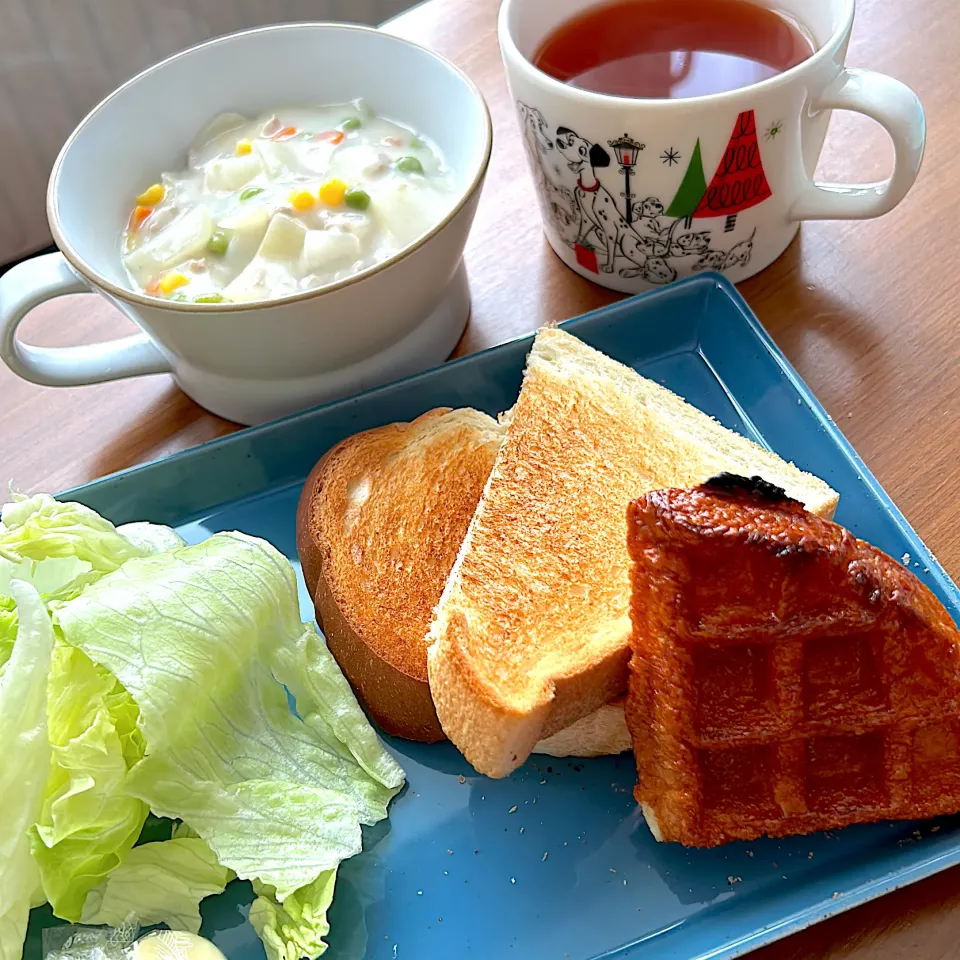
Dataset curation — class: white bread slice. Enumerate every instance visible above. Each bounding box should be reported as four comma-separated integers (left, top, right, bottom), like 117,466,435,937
535,697,631,757
426,327,839,778
297,405,631,753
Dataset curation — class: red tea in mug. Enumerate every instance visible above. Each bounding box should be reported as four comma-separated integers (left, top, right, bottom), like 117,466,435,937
532,0,816,99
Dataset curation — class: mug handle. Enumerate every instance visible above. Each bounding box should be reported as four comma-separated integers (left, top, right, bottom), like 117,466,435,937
790,67,925,221
0,252,172,387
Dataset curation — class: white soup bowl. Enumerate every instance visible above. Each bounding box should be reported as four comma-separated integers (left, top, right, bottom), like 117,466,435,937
0,23,492,424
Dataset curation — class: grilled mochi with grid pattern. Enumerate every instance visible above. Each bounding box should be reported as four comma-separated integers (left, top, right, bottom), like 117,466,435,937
626,474,960,847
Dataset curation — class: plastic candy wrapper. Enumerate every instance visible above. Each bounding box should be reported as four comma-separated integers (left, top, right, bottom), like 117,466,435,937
43,919,226,960
42,916,139,960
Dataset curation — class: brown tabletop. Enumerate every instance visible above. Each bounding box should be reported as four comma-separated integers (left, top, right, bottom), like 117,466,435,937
4,0,960,953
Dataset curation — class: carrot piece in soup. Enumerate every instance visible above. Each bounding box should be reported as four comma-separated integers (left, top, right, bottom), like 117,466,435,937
313,130,345,145
271,126,299,141
129,205,153,231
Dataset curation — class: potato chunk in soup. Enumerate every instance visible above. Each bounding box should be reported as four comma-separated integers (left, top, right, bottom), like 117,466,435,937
122,101,454,304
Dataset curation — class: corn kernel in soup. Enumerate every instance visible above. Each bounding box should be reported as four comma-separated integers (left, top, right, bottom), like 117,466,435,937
122,101,454,304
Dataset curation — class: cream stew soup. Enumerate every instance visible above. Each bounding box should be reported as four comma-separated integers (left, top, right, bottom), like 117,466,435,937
122,101,454,303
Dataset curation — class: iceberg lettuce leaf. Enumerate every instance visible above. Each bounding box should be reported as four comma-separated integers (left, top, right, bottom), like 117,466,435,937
29,645,148,921
115,522,186,557
250,870,337,960
0,495,146,575
0,582,55,960
80,837,231,934
0,595,15,675
270,623,405,803
55,532,404,901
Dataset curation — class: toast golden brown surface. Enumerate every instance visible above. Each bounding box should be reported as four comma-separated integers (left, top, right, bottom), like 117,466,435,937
297,408,504,741
296,404,631,753
426,328,839,778
626,475,960,846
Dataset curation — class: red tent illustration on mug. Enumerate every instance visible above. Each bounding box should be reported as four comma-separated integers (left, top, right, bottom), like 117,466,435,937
666,109,772,232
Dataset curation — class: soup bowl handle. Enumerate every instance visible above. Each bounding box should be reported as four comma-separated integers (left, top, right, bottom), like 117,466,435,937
790,67,926,222
0,252,171,387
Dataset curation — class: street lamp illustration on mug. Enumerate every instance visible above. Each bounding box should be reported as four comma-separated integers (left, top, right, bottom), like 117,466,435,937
608,134,645,223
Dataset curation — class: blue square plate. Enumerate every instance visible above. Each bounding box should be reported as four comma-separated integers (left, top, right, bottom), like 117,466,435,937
27,274,960,960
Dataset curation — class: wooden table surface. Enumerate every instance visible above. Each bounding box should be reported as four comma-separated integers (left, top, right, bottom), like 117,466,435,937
4,0,960,954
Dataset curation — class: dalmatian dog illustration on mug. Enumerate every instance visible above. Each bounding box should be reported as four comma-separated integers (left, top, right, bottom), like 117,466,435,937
692,228,756,272
554,126,663,277
622,225,712,264
669,230,712,258
633,197,668,241
517,102,579,247
518,101,554,164
721,227,757,269
635,255,677,284
548,183,580,248
692,250,728,272
617,233,677,283
517,102,555,201
518,107,759,284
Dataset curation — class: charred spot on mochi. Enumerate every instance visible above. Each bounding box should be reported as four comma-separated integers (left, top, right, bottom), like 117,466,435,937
702,473,796,506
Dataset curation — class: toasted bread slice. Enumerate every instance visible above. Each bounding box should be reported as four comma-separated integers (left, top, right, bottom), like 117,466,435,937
627,475,960,845
426,328,839,778
297,405,631,753
297,408,503,741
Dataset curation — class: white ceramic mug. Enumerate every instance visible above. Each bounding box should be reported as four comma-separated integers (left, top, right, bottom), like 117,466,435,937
498,0,925,292
0,23,491,425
